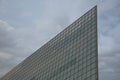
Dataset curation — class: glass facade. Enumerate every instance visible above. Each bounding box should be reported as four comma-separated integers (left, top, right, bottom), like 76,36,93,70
1,6,98,80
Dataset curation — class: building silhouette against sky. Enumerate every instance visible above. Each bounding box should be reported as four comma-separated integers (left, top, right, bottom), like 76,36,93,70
1,6,98,80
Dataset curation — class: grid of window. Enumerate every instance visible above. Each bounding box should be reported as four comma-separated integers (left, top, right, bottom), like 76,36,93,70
1,6,98,80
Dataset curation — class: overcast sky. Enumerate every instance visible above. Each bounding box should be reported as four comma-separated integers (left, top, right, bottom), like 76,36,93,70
0,0,120,80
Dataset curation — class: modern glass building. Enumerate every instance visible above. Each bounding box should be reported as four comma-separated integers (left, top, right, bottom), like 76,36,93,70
1,6,98,80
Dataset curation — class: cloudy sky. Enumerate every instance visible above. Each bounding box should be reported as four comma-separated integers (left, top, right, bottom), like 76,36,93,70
0,0,120,80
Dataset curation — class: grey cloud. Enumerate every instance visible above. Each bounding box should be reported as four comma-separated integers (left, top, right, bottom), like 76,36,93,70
0,20,17,76
0,20,15,49
98,0,120,80
0,20,35,77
